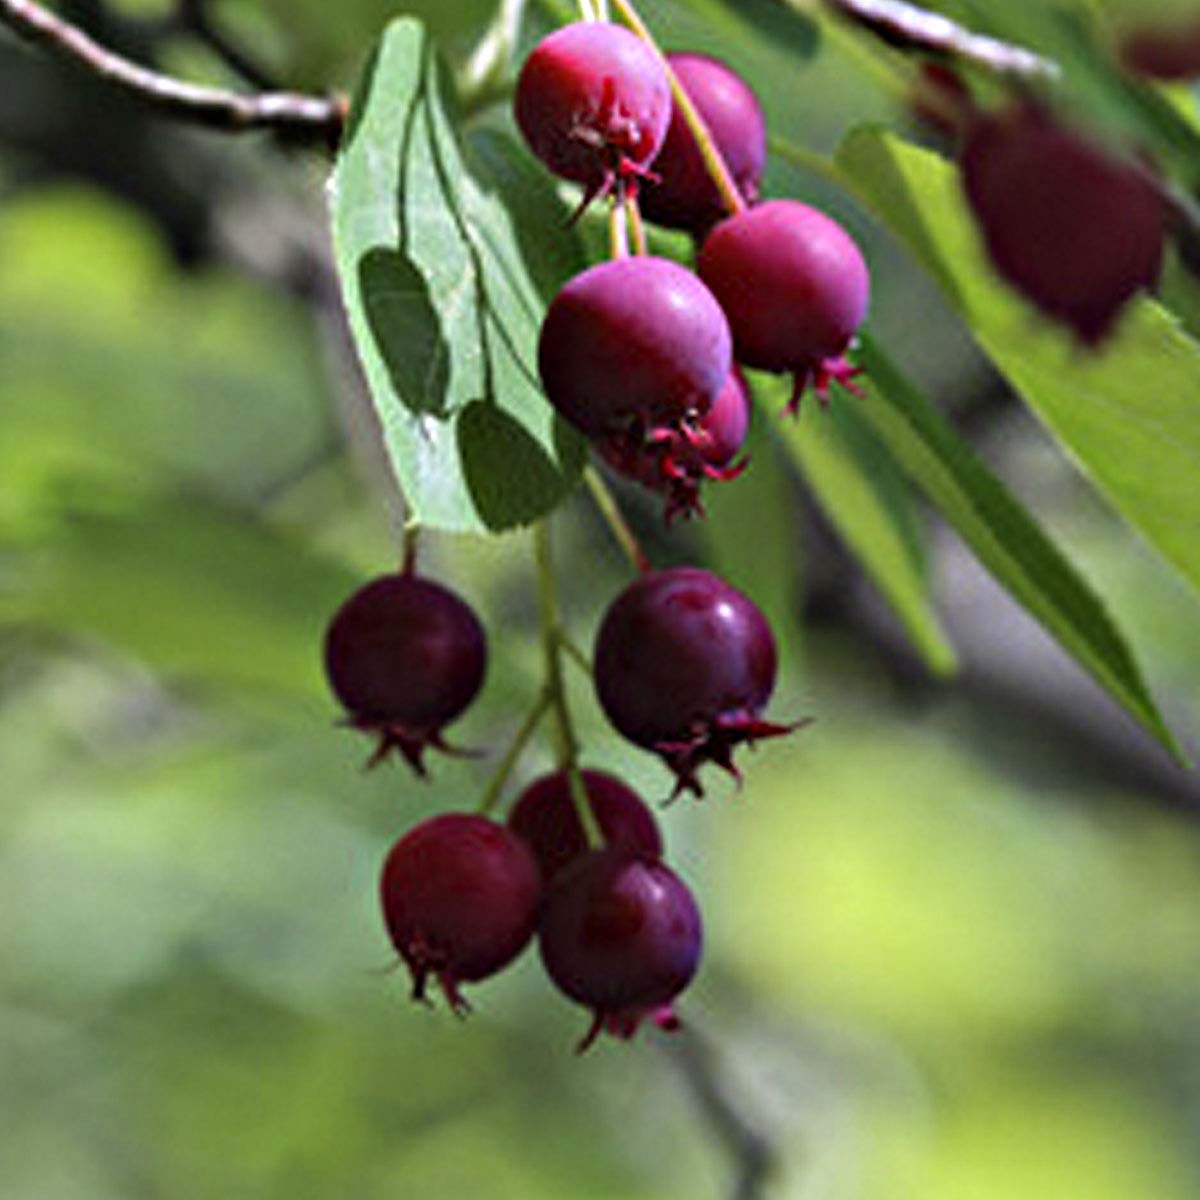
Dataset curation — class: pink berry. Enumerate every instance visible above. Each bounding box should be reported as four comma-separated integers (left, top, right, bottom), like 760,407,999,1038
699,199,870,414
380,814,542,1014
961,105,1164,344
323,572,486,774
640,52,766,236
540,256,733,505
508,768,662,883
538,848,702,1051
594,566,803,797
599,367,751,522
514,22,671,209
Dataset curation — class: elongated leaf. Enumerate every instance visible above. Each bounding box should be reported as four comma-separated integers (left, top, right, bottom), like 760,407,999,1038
330,18,585,533
767,378,958,676
854,332,1181,758
835,126,1200,607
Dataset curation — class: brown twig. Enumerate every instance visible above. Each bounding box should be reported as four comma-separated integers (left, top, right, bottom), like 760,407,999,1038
823,0,1060,80
0,0,345,146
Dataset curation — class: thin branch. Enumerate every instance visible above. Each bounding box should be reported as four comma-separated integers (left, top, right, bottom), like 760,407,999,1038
0,0,345,146
822,0,1060,80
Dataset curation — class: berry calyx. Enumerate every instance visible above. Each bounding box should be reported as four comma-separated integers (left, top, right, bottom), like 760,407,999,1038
698,199,870,414
380,814,542,1013
508,768,663,883
960,104,1164,344
539,256,732,499
598,367,751,523
538,849,702,1051
593,566,805,797
514,22,672,213
323,572,487,775
640,52,766,236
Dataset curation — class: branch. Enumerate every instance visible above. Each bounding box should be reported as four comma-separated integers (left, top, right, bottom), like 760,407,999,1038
823,0,1060,80
0,0,345,146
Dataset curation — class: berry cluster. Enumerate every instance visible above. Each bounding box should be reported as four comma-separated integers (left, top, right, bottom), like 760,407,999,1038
320,15,874,1051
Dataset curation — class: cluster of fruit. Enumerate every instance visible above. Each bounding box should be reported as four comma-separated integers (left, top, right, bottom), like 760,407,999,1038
319,15,873,1050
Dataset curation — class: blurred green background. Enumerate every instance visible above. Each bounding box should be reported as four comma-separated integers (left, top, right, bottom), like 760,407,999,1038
3,1,1200,1197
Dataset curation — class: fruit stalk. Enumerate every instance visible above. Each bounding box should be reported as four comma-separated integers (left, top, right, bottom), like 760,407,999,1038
609,0,747,217
533,520,605,849
477,690,551,814
583,465,651,574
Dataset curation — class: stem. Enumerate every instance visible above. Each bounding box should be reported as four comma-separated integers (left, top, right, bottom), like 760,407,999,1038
583,465,651,574
559,635,593,677
625,192,648,255
576,0,598,20
477,690,551,815
0,0,345,146
609,0,746,217
608,197,630,258
401,522,421,574
533,521,604,849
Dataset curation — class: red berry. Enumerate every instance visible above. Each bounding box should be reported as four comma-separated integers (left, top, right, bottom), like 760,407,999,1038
598,367,751,522
508,768,663,883
514,22,671,210
538,848,702,1051
1117,17,1200,81
593,566,804,797
960,105,1164,344
540,256,732,507
323,573,486,775
699,199,870,414
380,814,542,1013
640,52,766,236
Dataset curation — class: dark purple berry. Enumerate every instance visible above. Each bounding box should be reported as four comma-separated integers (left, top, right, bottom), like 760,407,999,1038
1117,17,1200,80
508,768,662,883
323,572,486,775
380,814,541,1014
641,52,766,236
699,199,870,414
961,105,1164,344
599,367,751,522
514,22,671,211
594,566,804,797
538,848,702,1051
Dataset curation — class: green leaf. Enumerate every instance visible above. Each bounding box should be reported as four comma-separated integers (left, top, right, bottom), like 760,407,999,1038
834,126,1200,607
767,378,958,676
330,18,586,534
854,332,1181,759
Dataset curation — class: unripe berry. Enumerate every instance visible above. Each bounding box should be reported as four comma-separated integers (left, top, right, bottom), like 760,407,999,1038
960,104,1164,343
598,367,751,522
640,52,766,236
323,572,486,774
594,566,804,796
380,814,542,1013
699,200,870,414
538,849,702,1051
508,768,662,883
514,22,671,208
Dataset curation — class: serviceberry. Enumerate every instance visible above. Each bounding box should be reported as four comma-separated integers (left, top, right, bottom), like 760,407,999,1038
699,199,870,414
598,366,751,522
640,52,766,236
538,848,702,1051
508,768,662,883
1117,16,1200,80
380,814,542,1013
514,22,671,212
961,104,1164,343
323,572,486,774
594,566,803,797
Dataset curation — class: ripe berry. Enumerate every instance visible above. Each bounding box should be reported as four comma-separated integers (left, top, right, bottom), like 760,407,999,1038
514,22,671,211
538,849,702,1051
698,199,870,414
594,566,803,797
1117,17,1200,80
540,256,732,503
508,768,662,883
640,52,766,236
380,814,541,1013
961,104,1164,343
598,367,751,522
323,572,486,774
